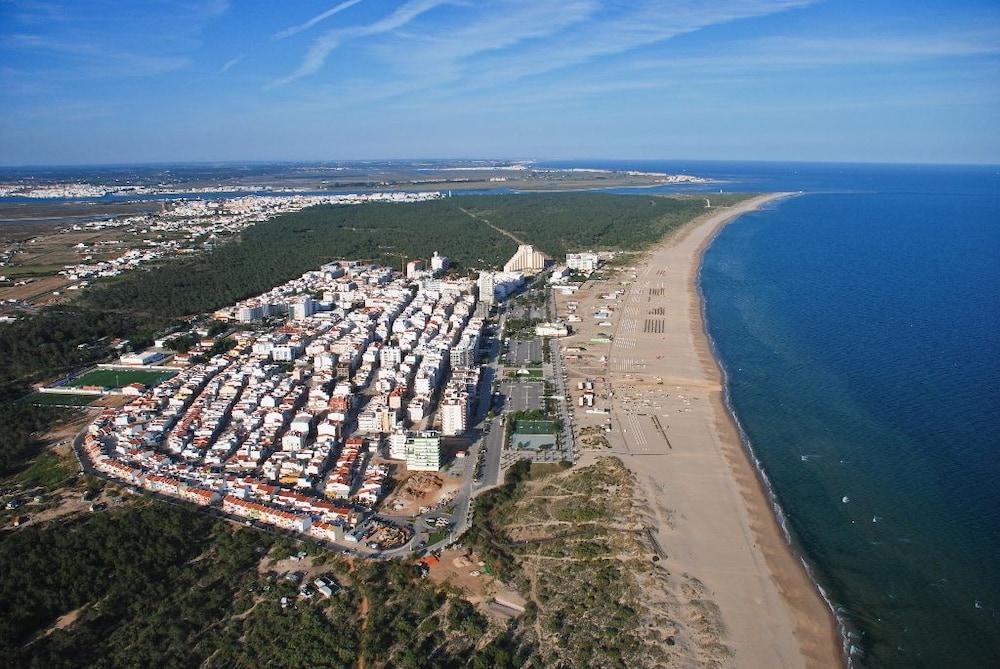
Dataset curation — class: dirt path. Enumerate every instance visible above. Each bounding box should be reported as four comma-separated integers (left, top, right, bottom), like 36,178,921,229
458,207,527,246
357,592,370,669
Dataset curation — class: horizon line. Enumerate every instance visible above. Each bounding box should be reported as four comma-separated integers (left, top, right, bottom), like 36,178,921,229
1,157,998,170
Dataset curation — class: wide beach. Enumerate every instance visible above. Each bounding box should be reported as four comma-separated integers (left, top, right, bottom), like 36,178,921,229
559,193,842,667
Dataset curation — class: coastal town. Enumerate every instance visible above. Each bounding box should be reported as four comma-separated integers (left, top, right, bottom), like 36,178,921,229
0,190,849,667
67,240,587,555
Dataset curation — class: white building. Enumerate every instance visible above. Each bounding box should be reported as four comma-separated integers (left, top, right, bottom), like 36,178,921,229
440,398,467,436
406,431,441,471
237,305,264,322
119,350,165,366
566,252,600,274
549,266,571,284
291,297,317,321
535,321,569,337
504,244,550,273
477,272,496,305
405,260,425,278
430,251,449,274
388,432,408,460
450,340,476,369
478,271,525,304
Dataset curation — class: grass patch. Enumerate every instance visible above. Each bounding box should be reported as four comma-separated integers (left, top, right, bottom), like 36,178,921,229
24,392,98,407
428,528,449,545
13,450,77,489
506,367,544,379
529,461,573,478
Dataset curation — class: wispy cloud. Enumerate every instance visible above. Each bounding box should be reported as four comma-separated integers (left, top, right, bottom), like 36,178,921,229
3,33,191,77
377,0,599,79
274,0,365,40
1,0,228,83
269,0,818,115
270,0,815,95
747,32,1000,63
12,99,118,122
617,28,1000,79
269,0,452,88
1,0,71,26
459,0,815,87
220,53,245,73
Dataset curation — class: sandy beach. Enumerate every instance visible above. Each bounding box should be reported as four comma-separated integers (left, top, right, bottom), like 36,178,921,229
558,193,842,667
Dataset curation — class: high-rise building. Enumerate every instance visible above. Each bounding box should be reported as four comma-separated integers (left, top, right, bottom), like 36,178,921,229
430,251,449,273
237,305,264,322
503,244,551,273
291,296,317,320
380,345,403,367
405,260,425,278
406,431,441,471
477,271,496,305
566,252,600,274
376,404,400,433
440,398,467,436
450,338,476,369
388,432,408,460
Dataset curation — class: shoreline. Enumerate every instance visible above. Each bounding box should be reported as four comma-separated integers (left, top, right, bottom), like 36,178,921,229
690,194,847,667
559,192,842,667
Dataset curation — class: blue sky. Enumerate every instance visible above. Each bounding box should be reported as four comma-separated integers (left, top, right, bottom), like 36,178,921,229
1,0,998,165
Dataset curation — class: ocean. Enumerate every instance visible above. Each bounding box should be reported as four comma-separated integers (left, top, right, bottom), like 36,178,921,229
541,160,1000,667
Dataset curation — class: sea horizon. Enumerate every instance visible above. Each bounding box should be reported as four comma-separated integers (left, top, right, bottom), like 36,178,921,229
1,157,999,170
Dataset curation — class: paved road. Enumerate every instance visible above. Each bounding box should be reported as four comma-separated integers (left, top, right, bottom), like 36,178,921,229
476,418,505,488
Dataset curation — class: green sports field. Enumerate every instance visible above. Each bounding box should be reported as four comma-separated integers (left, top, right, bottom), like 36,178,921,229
514,419,558,435
26,392,99,407
66,368,175,389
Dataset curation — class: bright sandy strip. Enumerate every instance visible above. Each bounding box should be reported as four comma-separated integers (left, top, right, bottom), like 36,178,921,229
568,194,842,667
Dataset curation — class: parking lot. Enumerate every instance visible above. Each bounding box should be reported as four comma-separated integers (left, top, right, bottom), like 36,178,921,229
498,380,544,412
506,337,543,365
509,303,548,321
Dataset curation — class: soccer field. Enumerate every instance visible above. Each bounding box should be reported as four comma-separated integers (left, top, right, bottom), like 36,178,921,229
514,419,558,435
67,368,175,389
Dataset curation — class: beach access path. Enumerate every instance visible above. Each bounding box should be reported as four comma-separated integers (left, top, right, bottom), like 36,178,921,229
562,194,842,668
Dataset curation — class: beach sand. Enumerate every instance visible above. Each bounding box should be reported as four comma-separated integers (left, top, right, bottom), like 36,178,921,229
557,194,842,667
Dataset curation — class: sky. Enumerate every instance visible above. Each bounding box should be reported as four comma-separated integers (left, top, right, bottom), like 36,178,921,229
1,0,998,165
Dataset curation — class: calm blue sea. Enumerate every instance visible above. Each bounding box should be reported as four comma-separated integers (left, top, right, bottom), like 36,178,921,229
543,160,1000,667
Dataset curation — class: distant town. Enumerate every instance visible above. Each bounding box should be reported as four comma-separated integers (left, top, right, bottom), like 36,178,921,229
0,190,442,310
0,162,711,313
